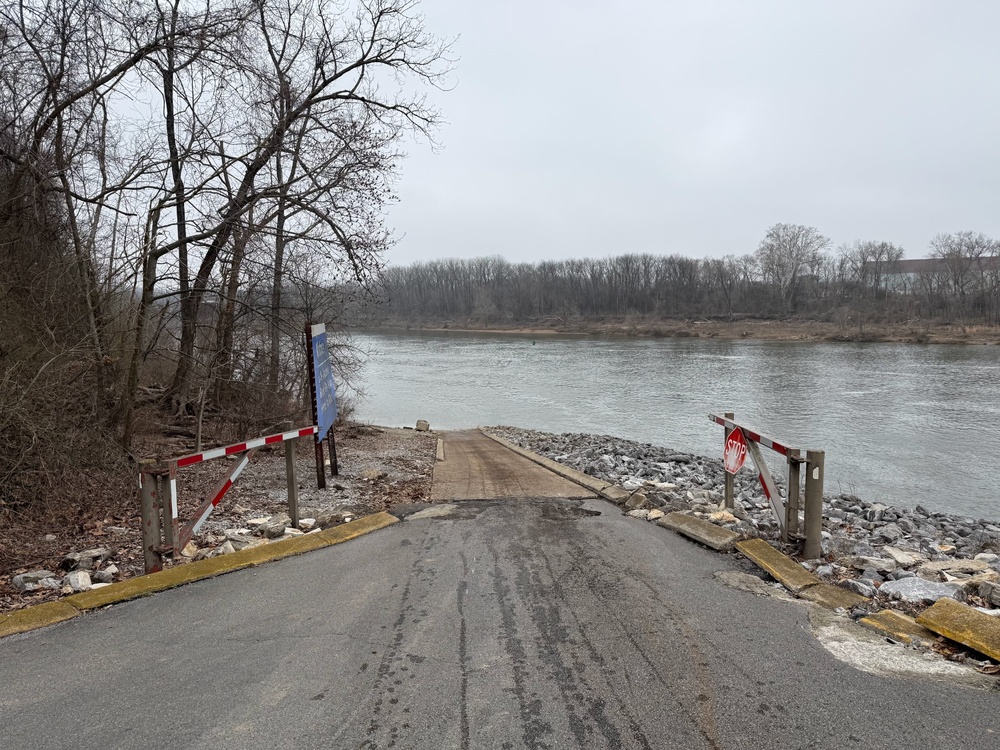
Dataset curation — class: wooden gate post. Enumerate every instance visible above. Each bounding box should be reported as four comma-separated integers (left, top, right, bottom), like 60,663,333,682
139,461,163,574
803,450,825,559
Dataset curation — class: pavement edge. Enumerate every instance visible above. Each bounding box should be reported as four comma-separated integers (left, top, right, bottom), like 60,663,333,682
1,511,399,639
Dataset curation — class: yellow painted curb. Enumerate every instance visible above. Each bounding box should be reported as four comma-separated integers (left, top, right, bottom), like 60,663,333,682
478,429,617,499
859,610,937,644
916,597,1000,662
658,512,742,551
0,601,80,639
735,538,822,594
798,583,867,611
15,511,396,618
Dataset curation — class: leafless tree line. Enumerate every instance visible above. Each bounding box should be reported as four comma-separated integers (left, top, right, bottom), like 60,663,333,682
0,0,447,510
379,224,1000,330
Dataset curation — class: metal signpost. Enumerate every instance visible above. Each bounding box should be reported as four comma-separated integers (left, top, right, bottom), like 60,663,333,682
306,323,339,489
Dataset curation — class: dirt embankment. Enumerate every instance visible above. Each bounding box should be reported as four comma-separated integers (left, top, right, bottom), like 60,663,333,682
372,317,1000,345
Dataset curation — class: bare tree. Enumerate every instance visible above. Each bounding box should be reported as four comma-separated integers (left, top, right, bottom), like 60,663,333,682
755,223,831,314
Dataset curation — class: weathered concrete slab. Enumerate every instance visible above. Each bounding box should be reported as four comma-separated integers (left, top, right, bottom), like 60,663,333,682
798,583,867,611
860,610,937,644
657,512,742,551
735,538,821,594
916,597,1000,662
0,601,79,639
433,431,596,501
479,430,610,489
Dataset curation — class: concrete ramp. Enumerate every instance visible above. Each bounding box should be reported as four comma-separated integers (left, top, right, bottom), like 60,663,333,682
431,430,596,501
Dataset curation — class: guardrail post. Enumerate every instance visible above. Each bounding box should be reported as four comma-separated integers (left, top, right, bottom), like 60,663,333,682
139,460,163,574
803,450,825,559
283,421,300,528
785,449,801,541
723,411,735,509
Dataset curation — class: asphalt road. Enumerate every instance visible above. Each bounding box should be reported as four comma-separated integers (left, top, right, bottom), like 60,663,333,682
1,435,998,749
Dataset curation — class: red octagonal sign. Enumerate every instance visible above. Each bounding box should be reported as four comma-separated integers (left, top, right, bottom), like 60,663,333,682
724,428,748,475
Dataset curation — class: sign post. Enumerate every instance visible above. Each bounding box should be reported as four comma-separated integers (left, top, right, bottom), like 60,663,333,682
306,323,340,489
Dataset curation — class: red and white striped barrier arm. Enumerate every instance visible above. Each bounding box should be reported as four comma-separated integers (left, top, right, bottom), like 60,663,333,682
190,450,258,536
709,414,792,457
168,426,318,469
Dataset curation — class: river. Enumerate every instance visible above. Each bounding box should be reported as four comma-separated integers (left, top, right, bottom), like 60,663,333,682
347,330,1000,519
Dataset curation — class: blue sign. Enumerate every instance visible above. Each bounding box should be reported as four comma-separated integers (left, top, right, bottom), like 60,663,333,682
310,324,338,441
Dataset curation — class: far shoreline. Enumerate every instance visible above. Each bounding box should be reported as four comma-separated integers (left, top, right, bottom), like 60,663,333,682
363,318,1000,346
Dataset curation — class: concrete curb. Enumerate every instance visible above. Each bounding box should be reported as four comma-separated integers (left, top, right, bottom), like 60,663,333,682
478,429,628,503
859,610,937,644
657,512,742,551
735,538,868,610
1,511,399,639
0,601,81,639
916,597,1000,662
735,538,822,594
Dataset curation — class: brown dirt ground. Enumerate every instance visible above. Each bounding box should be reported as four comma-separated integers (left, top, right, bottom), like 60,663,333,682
376,318,1000,345
0,423,436,614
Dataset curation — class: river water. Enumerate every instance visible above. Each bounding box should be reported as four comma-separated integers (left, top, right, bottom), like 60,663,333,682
348,330,1000,519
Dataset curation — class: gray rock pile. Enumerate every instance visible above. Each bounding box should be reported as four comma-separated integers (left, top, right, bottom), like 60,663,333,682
13,504,363,599
13,547,120,594
485,426,1000,613
180,503,359,561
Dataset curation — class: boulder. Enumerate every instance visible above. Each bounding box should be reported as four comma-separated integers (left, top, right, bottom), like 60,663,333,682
979,581,1000,607
627,509,650,520
647,509,666,521
93,568,116,584
882,546,926,568
916,559,990,581
213,541,236,556
624,492,648,510
12,570,57,592
415,419,430,431
709,510,739,524
877,523,904,542
260,513,292,538
65,570,92,592
879,577,963,604
842,556,897,574
841,579,876,598
261,522,287,539
224,532,257,550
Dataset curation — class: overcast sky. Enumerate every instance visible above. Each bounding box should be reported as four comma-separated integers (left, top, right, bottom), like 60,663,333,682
384,0,1000,266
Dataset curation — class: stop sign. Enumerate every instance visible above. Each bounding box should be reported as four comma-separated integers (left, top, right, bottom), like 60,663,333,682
724,428,748,474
